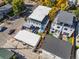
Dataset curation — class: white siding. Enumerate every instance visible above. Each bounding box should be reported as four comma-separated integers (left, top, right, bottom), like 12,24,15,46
27,19,41,28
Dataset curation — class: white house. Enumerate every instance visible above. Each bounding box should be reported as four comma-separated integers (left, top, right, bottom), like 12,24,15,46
25,5,51,33
50,11,75,38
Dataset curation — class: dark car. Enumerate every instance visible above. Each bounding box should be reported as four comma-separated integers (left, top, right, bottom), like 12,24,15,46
21,26,27,30
8,29,15,35
0,27,7,32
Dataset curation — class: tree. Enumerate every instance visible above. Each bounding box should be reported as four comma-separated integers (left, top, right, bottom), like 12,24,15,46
47,1,54,7
4,0,12,4
4,0,8,4
12,0,24,15
73,8,79,17
40,0,55,7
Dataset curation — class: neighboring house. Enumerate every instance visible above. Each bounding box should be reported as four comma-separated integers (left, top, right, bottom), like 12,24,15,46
0,0,4,6
0,4,12,20
0,4,12,15
0,49,14,59
41,35,72,59
23,5,51,33
50,11,75,39
68,0,77,6
14,30,41,49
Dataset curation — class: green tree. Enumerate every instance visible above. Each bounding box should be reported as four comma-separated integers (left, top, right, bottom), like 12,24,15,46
4,0,8,4
73,8,79,17
47,1,54,7
4,0,12,4
46,0,55,7
73,8,79,21
12,0,24,15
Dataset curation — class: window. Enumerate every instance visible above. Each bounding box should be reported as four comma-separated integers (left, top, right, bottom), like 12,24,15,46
64,24,70,27
57,26,60,28
58,22,63,25
64,28,68,30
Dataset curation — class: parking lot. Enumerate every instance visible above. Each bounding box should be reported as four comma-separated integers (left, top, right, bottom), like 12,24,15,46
0,17,26,46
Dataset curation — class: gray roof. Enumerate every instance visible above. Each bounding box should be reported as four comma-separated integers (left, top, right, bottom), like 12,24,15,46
42,35,72,59
56,11,74,25
0,49,14,59
0,4,12,12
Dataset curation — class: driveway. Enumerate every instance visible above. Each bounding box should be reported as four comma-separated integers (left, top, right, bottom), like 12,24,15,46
0,18,26,47
0,32,9,46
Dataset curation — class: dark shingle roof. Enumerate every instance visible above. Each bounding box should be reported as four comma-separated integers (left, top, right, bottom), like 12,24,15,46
0,49,14,59
42,35,72,59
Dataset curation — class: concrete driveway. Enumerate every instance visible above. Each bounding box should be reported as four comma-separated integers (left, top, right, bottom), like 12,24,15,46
0,32,9,46
0,18,26,47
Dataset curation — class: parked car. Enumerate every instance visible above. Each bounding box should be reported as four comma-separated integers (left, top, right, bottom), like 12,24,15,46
21,26,27,30
8,29,15,35
0,27,7,32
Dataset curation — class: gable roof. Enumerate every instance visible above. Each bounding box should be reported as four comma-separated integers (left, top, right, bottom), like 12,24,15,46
42,35,72,59
55,11,74,25
0,49,14,59
28,5,51,22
